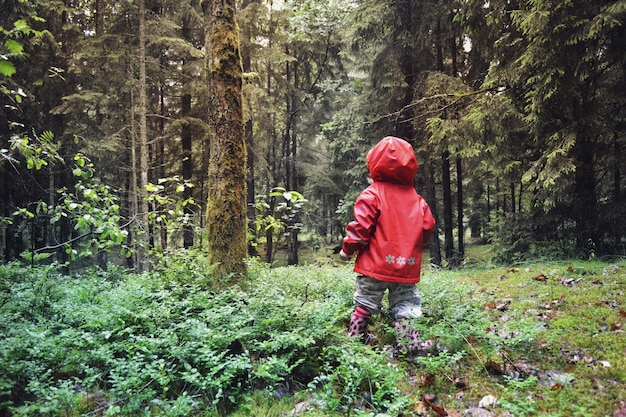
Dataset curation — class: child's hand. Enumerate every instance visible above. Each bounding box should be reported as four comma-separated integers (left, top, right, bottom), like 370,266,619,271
339,249,351,261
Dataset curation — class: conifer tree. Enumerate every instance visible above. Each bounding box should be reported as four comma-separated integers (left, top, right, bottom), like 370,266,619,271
203,0,248,280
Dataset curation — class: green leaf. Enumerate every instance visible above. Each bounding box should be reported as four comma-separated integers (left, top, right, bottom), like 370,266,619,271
145,183,160,192
0,60,16,77
74,154,86,167
4,39,23,54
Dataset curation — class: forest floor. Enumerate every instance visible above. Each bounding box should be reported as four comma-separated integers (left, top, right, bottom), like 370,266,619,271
247,243,626,417
1,244,624,417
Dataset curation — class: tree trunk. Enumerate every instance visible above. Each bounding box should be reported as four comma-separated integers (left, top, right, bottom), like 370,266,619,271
283,47,299,266
451,21,464,262
128,74,138,270
95,0,105,36
157,78,167,252
137,0,151,272
456,157,464,259
287,127,299,266
573,131,598,254
203,0,248,281
241,0,258,257
426,160,442,266
265,196,275,264
181,92,194,248
442,151,454,260
614,137,622,246
181,12,195,249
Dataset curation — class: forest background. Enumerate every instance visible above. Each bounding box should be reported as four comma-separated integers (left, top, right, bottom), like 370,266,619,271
2,0,625,270
1,1,626,416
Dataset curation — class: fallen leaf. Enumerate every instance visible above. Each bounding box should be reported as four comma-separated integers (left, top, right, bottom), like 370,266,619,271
290,400,310,414
421,393,448,416
408,375,422,386
505,359,537,379
454,377,468,388
533,274,548,282
478,395,497,408
496,300,511,311
411,400,428,415
422,393,438,403
620,310,626,317
551,383,563,391
610,322,624,332
431,403,448,416
567,266,574,272
614,400,626,417
446,409,462,417
507,268,519,273
418,373,436,385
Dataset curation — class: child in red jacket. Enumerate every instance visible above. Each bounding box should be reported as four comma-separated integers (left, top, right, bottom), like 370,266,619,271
339,136,436,354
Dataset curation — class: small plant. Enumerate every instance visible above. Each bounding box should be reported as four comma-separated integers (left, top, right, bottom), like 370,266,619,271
310,344,409,415
498,376,539,417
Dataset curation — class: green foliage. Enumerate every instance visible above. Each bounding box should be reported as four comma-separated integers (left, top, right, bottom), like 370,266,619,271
487,210,595,263
145,176,200,252
6,130,63,170
0,18,41,77
0,257,354,415
311,344,409,414
250,187,307,251
498,376,540,417
1,253,624,416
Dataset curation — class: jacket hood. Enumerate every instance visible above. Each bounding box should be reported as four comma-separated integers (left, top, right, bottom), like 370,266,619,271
366,136,418,185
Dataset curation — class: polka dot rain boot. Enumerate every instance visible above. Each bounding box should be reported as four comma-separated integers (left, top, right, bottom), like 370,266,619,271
393,318,433,355
348,306,376,344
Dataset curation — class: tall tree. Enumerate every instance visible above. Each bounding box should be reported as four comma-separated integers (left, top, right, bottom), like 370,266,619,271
136,0,151,272
202,0,248,280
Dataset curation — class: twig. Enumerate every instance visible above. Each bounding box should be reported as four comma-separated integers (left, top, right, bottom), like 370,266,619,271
443,317,492,378
300,283,310,308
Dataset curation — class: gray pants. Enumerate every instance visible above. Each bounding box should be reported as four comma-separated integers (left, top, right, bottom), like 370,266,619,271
353,275,422,319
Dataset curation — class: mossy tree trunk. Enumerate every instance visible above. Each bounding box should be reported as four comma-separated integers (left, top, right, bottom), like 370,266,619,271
202,0,248,281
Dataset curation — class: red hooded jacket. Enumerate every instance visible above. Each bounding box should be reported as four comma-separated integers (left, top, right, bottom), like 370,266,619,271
341,136,436,284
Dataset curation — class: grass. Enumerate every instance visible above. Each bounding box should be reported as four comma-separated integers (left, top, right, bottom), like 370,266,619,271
0,246,624,416
254,245,626,416
458,260,626,417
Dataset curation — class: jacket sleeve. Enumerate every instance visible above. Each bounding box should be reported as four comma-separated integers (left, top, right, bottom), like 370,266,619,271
422,200,436,244
341,188,380,256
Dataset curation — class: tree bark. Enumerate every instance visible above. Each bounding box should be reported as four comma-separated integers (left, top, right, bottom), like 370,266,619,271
442,151,454,260
203,0,248,281
241,0,258,257
181,92,194,248
426,160,442,266
137,0,151,272
456,157,464,259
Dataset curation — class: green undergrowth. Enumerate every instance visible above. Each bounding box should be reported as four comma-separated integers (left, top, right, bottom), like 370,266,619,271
0,251,624,416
